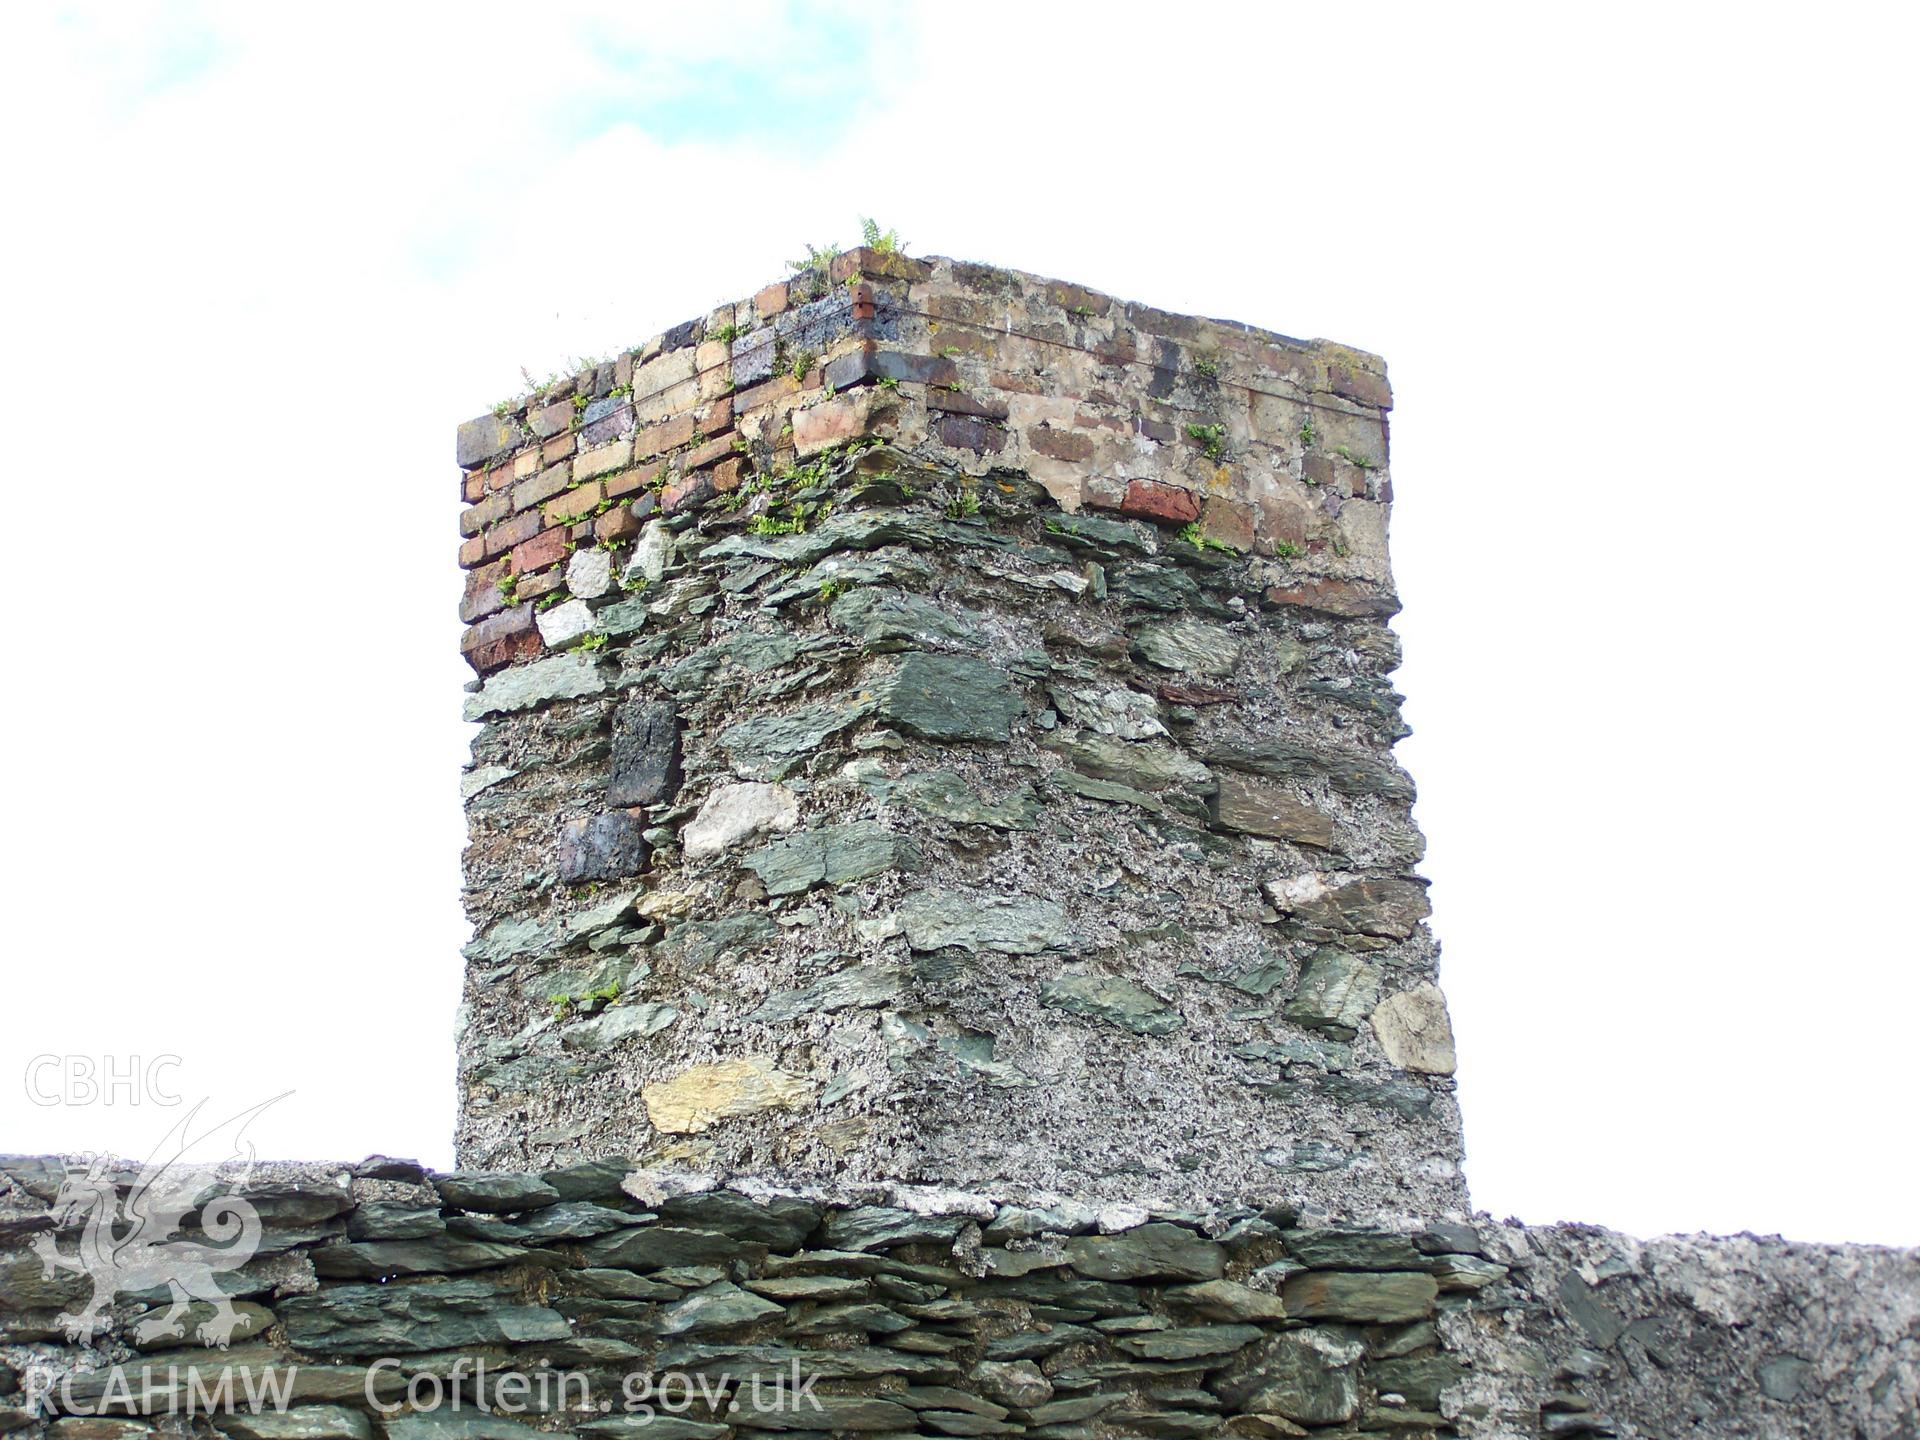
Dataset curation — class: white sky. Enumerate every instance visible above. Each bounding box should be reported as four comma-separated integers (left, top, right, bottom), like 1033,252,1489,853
2,1,1914,1246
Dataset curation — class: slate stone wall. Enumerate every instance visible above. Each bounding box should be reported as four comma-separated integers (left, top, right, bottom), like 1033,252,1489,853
450,252,1462,1220
2,1160,1913,1440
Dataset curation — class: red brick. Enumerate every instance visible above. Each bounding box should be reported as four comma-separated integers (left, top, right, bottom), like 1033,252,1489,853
460,605,536,671
509,526,569,576
933,412,1006,454
605,459,664,499
484,510,541,559
513,461,571,513
463,472,485,504
792,395,869,456
639,412,696,459
544,480,603,526
485,461,517,494
595,506,641,544
698,396,734,432
458,534,488,568
1263,578,1400,619
465,627,541,674
1029,426,1095,463
754,281,789,319
712,458,745,493
541,433,576,465
1120,479,1200,526
1198,496,1256,551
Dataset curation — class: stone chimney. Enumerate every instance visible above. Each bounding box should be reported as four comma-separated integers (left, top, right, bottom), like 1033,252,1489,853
453,248,1461,1224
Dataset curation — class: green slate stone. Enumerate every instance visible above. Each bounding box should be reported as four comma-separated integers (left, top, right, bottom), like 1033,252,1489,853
1064,1224,1224,1283
744,821,917,895
653,1280,784,1335
874,654,1024,741
1041,974,1184,1037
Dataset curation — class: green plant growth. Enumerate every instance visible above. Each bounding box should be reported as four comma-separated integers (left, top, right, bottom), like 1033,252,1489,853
818,577,846,603
1175,521,1233,553
494,573,519,605
1186,423,1227,461
1333,444,1378,470
1274,540,1302,559
573,632,609,653
1298,417,1316,446
859,216,906,254
945,486,982,519
1192,356,1219,380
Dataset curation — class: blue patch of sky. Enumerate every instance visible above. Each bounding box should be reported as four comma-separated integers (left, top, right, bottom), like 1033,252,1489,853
563,6,898,152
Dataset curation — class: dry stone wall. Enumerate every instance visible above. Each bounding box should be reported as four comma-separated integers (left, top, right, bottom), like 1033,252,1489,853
450,251,1459,1220
2,1159,1913,1440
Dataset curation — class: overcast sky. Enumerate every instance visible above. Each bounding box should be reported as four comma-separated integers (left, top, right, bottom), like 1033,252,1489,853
3,2,1914,1246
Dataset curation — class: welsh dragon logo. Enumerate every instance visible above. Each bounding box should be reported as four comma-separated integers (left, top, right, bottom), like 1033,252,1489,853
31,1094,288,1348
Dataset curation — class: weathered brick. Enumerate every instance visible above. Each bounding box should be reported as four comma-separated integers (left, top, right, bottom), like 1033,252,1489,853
466,627,541,674
614,352,634,390
541,433,576,465
639,413,697,459
1199,496,1256,551
1042,281,1113,319
511,449,541,481
1328,362,1392,410
575,439,632,481
509,526,569,576
753,281,788,319
456,413,516,469
605,459,663,500
463,471,485,503
1263,578,1400,619
928,388,1011,421
828,246,932,285
544,481,603,526
484,510,542,559
661,472,716,514
793,395,870,456
516,567,565,602
1029,426,1095,463
1120,479,1200,526
933,412,1007,454
512,462,571,514
459,490,509,536
634,347,697,399
529,400,573,439
460,561,510,623
712,458,745,493
459,604,535,666
872,351,958,386
686,434,737,470
594,506,641,545
458,534,488,568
